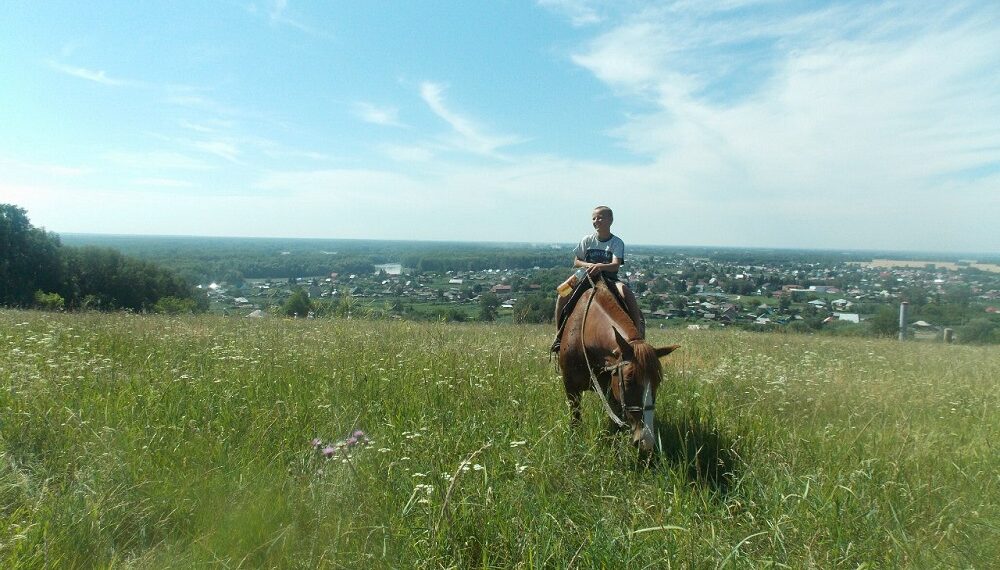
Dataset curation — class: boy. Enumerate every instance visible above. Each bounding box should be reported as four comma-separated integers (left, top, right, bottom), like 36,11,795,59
554,205,645,340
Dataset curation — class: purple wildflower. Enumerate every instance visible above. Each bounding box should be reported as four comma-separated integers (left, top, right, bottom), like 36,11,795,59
353,430,365,438
322,446,336,458
345,436,358,447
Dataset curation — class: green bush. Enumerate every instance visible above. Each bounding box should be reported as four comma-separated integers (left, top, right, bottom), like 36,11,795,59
153,296,197,315
957,318,999,345
33,290,64,311
282,288,313,317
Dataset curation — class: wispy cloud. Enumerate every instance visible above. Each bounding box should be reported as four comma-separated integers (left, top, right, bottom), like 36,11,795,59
47,61,133,86
104,151,211,171
419,82,524,158
1,157,89,178
562,1,1000,248
239,0,332,39
193,140,242,163
354,102,405,127
379,143,434,162
165,89,245,116
537,0,604,26
133,177,194,188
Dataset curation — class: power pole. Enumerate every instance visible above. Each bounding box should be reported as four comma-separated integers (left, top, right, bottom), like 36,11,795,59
899,301,909,341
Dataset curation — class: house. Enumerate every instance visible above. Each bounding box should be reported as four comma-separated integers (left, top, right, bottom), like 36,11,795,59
491,284,512,295
833,312,860,323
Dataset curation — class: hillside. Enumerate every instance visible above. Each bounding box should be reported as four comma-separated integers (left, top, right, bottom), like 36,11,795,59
1,310,997,567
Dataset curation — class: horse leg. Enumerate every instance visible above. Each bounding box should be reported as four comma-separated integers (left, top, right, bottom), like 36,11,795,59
565,387,582,427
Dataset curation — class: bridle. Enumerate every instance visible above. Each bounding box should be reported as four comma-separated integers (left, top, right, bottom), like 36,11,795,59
579,275,653,429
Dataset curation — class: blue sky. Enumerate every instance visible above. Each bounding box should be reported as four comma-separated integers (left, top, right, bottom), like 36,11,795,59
2,1,998,252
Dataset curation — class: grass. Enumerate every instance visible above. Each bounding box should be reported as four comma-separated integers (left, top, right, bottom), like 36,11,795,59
1,309,997,568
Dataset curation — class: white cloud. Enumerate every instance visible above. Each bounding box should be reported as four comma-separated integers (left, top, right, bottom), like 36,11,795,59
193,140,242,163
133,178,194,188
379,144,434,162
564,1,1000,250
537,0,603,26
354,102,404,127
103,151,211,170
419,82,524,158
47,61,132,86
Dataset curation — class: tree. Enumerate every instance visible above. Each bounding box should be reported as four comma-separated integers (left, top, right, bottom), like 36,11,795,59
1,204,64,306
901,285,929,310
868,306,899,338
648,295,663,313
282,288,313,317
957,319,998,345
34,290,64,311
778,295,791,312
513,293,555,324
478,292,501,322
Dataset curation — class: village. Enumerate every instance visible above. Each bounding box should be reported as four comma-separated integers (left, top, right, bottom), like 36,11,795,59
198,251,1000,338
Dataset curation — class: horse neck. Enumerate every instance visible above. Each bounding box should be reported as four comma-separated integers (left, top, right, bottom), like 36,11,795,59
590,284,641,342
588,285,660,382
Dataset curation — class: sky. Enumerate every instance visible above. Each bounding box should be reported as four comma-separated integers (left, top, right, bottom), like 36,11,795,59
2,1,998,253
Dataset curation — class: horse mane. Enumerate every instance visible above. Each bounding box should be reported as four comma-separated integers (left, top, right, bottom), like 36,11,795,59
590,281,640,340
629,341,663,385
590,283,662,383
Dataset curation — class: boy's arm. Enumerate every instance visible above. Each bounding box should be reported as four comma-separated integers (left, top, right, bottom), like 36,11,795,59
578,256,621,277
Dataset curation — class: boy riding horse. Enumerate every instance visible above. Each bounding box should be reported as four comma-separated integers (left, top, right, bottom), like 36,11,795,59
553,206,645,350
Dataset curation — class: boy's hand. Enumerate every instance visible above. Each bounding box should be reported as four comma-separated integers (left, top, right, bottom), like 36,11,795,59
586,264,603,278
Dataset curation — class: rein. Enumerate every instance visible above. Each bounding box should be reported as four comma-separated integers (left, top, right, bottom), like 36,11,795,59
580,276,642,428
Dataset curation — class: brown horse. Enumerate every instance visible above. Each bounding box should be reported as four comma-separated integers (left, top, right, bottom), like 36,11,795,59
558,279,679,455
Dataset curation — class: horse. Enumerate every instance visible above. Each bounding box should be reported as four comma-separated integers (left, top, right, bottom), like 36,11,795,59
557,278,679,455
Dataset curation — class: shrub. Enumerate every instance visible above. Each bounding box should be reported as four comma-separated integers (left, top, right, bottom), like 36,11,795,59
957,318,999,345
33,290,64,311
282,289,313,317
154,296,197,315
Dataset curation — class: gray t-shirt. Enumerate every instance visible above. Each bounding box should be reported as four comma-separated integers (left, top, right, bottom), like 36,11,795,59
574,233,625,277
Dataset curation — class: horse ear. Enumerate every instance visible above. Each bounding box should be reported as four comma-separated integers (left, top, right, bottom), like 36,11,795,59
655,344,680,359
613,327,634,358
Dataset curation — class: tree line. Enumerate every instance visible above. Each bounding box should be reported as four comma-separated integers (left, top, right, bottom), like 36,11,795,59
60,234,570,284
1,205,204,313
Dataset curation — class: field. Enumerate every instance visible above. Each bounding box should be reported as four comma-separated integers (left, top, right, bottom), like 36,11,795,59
1,310,997,568
854,259,1000,273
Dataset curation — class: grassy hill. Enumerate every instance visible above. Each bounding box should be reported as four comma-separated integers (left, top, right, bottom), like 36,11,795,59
1,310,997,567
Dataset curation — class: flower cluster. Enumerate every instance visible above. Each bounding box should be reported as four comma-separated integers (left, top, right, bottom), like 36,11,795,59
311,429,372,458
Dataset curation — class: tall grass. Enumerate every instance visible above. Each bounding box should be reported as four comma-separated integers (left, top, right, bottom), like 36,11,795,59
1,310,997,568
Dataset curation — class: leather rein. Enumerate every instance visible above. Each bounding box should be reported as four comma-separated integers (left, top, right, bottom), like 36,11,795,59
579,275,653,429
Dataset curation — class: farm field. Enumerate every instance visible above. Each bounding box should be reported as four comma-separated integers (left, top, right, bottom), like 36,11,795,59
1,310,997,568
854,259,1000,273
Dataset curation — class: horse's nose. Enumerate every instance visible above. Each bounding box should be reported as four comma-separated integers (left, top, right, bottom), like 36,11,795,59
632,426,655,455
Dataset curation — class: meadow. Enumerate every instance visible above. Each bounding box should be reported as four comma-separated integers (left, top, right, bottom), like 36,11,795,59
1,310,997,568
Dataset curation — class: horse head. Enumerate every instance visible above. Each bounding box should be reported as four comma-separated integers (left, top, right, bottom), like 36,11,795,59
609,327,680,455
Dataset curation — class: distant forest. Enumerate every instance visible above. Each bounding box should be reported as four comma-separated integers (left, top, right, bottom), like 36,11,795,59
1,205,203,312
59,234,999,286
60,234,572,284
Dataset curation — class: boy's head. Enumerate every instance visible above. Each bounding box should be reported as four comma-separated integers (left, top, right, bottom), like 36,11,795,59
591,205,613,236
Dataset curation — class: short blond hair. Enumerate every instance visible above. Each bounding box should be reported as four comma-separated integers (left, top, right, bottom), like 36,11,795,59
593,205,613,219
